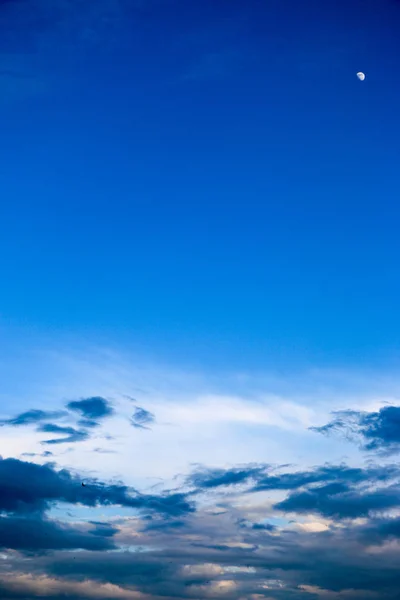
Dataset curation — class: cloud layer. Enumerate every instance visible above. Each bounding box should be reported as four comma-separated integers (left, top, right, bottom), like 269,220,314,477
0,374,400,598
0,418,399,599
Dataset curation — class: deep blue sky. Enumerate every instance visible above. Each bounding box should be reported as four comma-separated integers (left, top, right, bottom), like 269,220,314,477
1,0,400,369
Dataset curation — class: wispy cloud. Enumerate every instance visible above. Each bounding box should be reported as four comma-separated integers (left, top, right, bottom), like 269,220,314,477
311,404,400,454
130,406,155,430
0,409,67,427
38,424,90,445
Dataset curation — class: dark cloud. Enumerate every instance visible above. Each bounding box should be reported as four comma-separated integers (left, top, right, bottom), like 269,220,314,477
0,516,116,552
275,482,400,519
38,424,89,445
1,453,400,598
1,485,400,599
190,462,398,501
311,405,400,454
88,521,119,538
0,409,66,427
358,516,400,546
134,492,195,517
44,550,178,594
0,457,194,517
66,397,114,425
252,464,387,492
131,406,155,429
189,465,266,489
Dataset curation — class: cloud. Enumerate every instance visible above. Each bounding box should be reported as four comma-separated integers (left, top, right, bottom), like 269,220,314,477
21,451,53,458
189,463,398,499
358,516,400,546
0,399,114,444
130,406,155,430
88,522,120,538
274,482,400,519
188,465,267,489
2,354,400,598
0,516,116,552
252,464,394,492
0,573,142,600
0,457,194,517
0,454,400,598
311,405,400,454
0,409,66,427
186,461,400,523
38,424,90,445
142,519,187,532
30,525,400,599
66,397,114,424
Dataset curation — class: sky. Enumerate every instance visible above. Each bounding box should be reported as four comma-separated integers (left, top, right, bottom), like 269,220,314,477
1,1,400,599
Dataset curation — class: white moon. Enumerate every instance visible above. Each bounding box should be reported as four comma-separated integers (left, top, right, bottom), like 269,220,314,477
357,72,365,81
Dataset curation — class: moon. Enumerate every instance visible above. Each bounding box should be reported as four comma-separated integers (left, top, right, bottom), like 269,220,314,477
357,72,365,81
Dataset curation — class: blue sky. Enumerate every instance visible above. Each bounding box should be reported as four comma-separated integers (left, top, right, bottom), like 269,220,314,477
1,1,400,599
1,0,400,369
